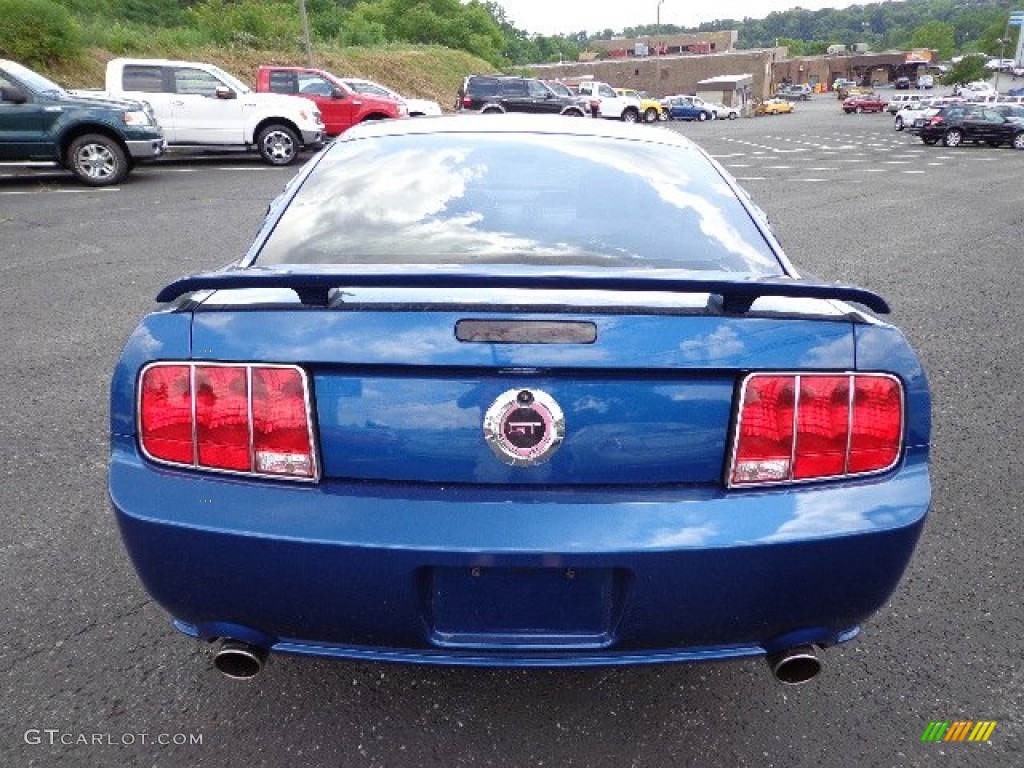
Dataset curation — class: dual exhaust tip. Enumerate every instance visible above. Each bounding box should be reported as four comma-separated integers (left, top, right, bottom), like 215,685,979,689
211,638,822,684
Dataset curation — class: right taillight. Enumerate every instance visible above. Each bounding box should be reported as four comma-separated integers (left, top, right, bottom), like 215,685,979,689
728,373,903,487
138,362,318,482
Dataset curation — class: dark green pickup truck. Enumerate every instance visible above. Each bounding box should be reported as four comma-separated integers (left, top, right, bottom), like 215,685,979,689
0,59,165,186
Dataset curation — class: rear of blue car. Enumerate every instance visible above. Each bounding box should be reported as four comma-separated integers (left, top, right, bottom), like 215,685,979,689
109,118,931,681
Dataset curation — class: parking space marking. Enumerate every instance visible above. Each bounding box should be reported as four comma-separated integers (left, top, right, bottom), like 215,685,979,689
0,187,120,196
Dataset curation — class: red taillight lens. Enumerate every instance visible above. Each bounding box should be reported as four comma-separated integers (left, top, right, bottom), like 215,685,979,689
140,364,192,464
929,116,944,125
195,365,250,471
730,373,903,487
252,367,315,478
794,375,849,480
732,376,795,483
138,363,317,481
849,375,902,473
462,95,472,108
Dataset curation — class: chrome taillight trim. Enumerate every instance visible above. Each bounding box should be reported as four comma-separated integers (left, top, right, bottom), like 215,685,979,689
137,361,320,483
727,371,905,489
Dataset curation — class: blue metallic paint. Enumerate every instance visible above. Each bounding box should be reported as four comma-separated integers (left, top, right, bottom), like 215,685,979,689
108,119,932,671
110,445,928,663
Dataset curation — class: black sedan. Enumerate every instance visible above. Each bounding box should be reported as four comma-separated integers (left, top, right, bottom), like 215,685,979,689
915,105,1024,148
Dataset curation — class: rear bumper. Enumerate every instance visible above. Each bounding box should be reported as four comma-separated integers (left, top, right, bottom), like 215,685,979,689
110,439,930,666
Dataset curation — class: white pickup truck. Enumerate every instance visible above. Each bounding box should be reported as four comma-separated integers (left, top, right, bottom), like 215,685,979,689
95,58,325,165
574,81,642,122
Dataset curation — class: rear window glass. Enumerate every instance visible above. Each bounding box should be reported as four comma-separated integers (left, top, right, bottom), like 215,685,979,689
123,65,164,93
252,132,782,277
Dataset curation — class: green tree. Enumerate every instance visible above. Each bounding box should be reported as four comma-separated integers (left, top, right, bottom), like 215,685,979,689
942,54,988,85
0,0,83,66
909,19,955,59
348,0,504,63
186,0,302,49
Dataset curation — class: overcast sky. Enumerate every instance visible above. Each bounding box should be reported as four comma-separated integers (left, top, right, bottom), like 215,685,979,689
495,1,868,36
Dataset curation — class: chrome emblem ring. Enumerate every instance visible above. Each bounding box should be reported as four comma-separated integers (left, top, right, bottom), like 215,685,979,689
483,389,565,466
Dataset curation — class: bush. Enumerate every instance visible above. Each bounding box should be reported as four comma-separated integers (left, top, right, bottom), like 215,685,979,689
186,0,303,50
0,0,84,67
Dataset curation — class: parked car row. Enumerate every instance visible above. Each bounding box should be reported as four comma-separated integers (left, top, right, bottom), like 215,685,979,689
908,103,1024,149
0,57,443,185
456,75,747,125
894,94,1024,131
457,74,592,118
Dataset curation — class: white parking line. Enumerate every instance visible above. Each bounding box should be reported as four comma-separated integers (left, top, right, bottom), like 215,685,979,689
0,188,120,195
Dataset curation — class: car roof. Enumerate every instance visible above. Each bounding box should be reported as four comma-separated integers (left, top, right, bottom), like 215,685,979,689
339,113,699,149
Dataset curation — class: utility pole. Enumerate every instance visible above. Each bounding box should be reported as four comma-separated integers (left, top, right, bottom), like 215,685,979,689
656,0,664,38
300,0,314,67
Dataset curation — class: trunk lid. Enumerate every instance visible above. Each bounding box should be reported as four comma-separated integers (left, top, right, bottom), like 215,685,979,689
190,289,856,486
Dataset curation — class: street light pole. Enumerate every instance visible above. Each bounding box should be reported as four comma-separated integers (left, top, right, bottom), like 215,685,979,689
656,0,664,38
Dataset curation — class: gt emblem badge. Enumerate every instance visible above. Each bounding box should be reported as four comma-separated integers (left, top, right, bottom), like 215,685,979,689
483,389,565,466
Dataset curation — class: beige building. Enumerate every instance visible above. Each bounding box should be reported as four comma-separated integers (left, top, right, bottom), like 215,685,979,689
528,44,941,106
527,47,784,103
587,30,739,57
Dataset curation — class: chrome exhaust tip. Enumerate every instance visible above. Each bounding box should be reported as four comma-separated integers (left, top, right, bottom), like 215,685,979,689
213,639,268,680
766,645,821,685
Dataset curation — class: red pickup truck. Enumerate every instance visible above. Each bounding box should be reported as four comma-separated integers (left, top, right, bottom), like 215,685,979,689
256,66,407,136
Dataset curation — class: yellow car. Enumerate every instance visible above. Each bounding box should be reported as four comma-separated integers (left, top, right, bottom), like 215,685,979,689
757,98,795,115
615,88,666,123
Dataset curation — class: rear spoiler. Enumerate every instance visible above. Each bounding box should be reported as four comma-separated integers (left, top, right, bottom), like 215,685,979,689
156,269,890,315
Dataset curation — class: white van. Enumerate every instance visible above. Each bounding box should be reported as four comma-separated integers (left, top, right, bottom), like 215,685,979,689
887,92,927,114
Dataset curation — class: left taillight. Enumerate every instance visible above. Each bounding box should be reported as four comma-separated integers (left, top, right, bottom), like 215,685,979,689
728,372,903,488
138,362,318,481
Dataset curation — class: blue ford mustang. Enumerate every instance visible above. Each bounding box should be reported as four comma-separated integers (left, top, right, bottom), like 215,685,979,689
109,115,931,683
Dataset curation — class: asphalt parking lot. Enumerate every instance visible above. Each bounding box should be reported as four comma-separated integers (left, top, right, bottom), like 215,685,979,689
2,97,1022,766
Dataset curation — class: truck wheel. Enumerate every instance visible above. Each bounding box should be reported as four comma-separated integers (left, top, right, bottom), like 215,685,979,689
643,107,658,123
257,124,300,165
621,108,639,123
68,134,129,186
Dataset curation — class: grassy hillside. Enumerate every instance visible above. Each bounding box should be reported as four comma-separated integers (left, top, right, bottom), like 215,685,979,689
43,44,497,110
